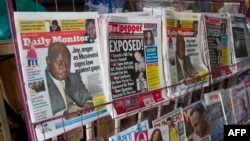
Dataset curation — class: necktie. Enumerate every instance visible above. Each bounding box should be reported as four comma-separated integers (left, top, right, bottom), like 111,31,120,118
60,81,67,109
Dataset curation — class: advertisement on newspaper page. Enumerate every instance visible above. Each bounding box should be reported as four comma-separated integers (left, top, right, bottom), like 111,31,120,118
106,15,167,118
204,13,232,82
163,11,209,98
14,12,108,140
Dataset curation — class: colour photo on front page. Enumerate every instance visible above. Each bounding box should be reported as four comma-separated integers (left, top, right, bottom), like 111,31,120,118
106,15,167,118
14,12,108,140
163,11,209,98
152,107,186,141
230,82,248,124
203,13,232,82
229,14,249,73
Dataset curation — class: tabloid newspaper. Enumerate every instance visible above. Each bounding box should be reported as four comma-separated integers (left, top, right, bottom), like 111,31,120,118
162,10,209,98
229,82,248,124
152,107,186,141
219,88,235,124
182,99,212,141
202,13,232,83
133,125,169,141
108,120,149,141
13,12,108,140
204,90,226,141
104,15,168,118
228,13,250,73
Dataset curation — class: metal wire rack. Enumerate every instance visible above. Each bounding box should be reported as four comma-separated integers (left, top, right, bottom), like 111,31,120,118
4,0,248,140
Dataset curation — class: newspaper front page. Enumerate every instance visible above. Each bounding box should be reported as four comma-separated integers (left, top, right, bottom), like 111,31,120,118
183,99,211,141
203,13,232,83
14,12,108,140
105,15,168,118
228,14,249,73
229,82,248,124
220,89,235,125
204,90,226,141
162,11,209,98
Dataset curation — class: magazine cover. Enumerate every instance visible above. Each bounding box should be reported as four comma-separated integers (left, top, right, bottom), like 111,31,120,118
13,12,109,140
244,80,250,124
203,13,232,83
152,107,185,141
104,15,168,118
219,89,235,124
162,10,209,98
204,90,226,141
183,99,211,141
228,13,249,73
133,125,169,141
108,120,149,141
237,69,250,84
229,82,248,124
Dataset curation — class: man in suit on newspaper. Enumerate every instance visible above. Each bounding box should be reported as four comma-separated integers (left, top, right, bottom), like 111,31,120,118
175,34,200,85
45,42,93,118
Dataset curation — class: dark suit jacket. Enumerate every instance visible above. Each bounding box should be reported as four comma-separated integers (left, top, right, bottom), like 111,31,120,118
176,56,197,82
84,34,95,43
45,69,92,116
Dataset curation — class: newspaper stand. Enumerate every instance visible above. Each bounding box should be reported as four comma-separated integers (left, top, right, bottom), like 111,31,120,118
4,0,248,141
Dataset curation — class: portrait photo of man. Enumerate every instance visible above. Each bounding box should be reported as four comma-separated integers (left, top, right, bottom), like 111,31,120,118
137,80,148,93
45,42,93,117
50,20,61,32
175,34,200,85
190,103,211,141
84,19,97,43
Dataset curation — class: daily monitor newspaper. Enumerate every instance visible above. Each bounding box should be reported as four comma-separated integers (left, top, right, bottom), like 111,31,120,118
104,15,167,118
162,10,209,98
13,12,108,140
